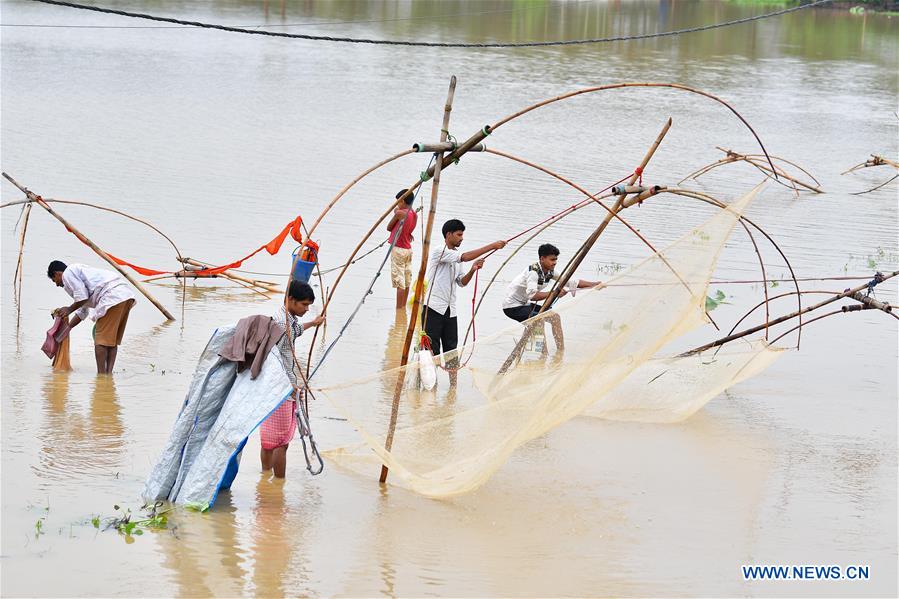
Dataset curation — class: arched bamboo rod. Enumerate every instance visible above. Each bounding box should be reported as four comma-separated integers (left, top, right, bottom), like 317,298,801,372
678,149,822,193
680,270,899,356
487,83,777,177
291,151,417,347
841,155,899,176
850,174,899,196
725,289,845,345
722,150,822,187
688,156,803,195
304,83,777,376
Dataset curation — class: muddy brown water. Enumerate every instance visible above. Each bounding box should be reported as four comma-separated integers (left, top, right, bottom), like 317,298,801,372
2,1,897,596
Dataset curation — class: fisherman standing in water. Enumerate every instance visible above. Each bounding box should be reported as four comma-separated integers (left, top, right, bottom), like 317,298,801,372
423,219,505,385
259,280,325,478
47,260,136,375
385,188,417,310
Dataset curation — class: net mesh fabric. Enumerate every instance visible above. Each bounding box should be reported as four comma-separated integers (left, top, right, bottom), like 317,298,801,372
317,185,779,497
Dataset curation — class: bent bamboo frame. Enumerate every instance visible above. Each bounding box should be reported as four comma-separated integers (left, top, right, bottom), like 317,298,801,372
679,147,822,194
305,82,781,374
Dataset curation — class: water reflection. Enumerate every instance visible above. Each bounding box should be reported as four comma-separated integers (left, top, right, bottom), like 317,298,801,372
37,374,124,483
158,494,245,597
250,477,292,597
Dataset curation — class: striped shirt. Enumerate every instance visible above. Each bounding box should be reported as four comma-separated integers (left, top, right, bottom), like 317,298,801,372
273,307,304,389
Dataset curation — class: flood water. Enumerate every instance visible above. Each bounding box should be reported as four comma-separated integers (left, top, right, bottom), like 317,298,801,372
2,0,898,596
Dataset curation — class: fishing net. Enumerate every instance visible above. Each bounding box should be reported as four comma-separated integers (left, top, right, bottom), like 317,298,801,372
316,185,779,497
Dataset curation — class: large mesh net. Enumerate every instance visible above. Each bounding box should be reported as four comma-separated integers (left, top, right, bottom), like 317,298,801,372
316,185,780,497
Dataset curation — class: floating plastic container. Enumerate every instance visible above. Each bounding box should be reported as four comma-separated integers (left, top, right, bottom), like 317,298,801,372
291,241,319,283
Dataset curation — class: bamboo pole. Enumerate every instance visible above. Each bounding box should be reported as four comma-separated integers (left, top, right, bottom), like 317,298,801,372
380,75,457,485
2,172,175,321
553,118,673,304
769,302,899,349
179,257,280,293
849,291,892,313
13,202,33,330
681,270,899,356
497,118,673,374
413,142,486,153
841,154,899,176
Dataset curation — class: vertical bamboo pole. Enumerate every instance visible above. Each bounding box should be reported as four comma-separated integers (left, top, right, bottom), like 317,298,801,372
379,75,457,484
14,202,33,330
2,172,175,321
498,118,673,374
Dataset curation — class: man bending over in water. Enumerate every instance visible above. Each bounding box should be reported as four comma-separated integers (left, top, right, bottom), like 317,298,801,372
48,260,136,375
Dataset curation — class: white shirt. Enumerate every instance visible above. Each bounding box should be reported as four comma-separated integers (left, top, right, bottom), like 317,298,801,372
425,246,464,318
502,264,580,309
62,264,136,322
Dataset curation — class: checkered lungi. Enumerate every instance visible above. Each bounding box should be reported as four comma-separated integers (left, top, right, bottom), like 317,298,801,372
260,398,296,450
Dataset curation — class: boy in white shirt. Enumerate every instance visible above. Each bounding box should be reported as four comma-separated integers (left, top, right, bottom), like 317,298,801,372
48,260,136,374
501,243,601,349
423,219,505,383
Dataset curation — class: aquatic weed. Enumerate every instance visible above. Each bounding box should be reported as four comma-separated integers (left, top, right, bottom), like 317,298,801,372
705,289,730,311
101,502,171,542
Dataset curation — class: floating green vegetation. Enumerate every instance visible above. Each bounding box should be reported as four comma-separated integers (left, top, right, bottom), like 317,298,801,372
705,289,730,311
34,517,45,538
98,502,171,543
843,246,897,273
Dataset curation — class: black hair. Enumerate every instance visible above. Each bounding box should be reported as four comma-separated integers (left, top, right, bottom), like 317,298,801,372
288,279,315,303
538,244,560,258
47,260,67,278
442,219,465,238
395,188,413,206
